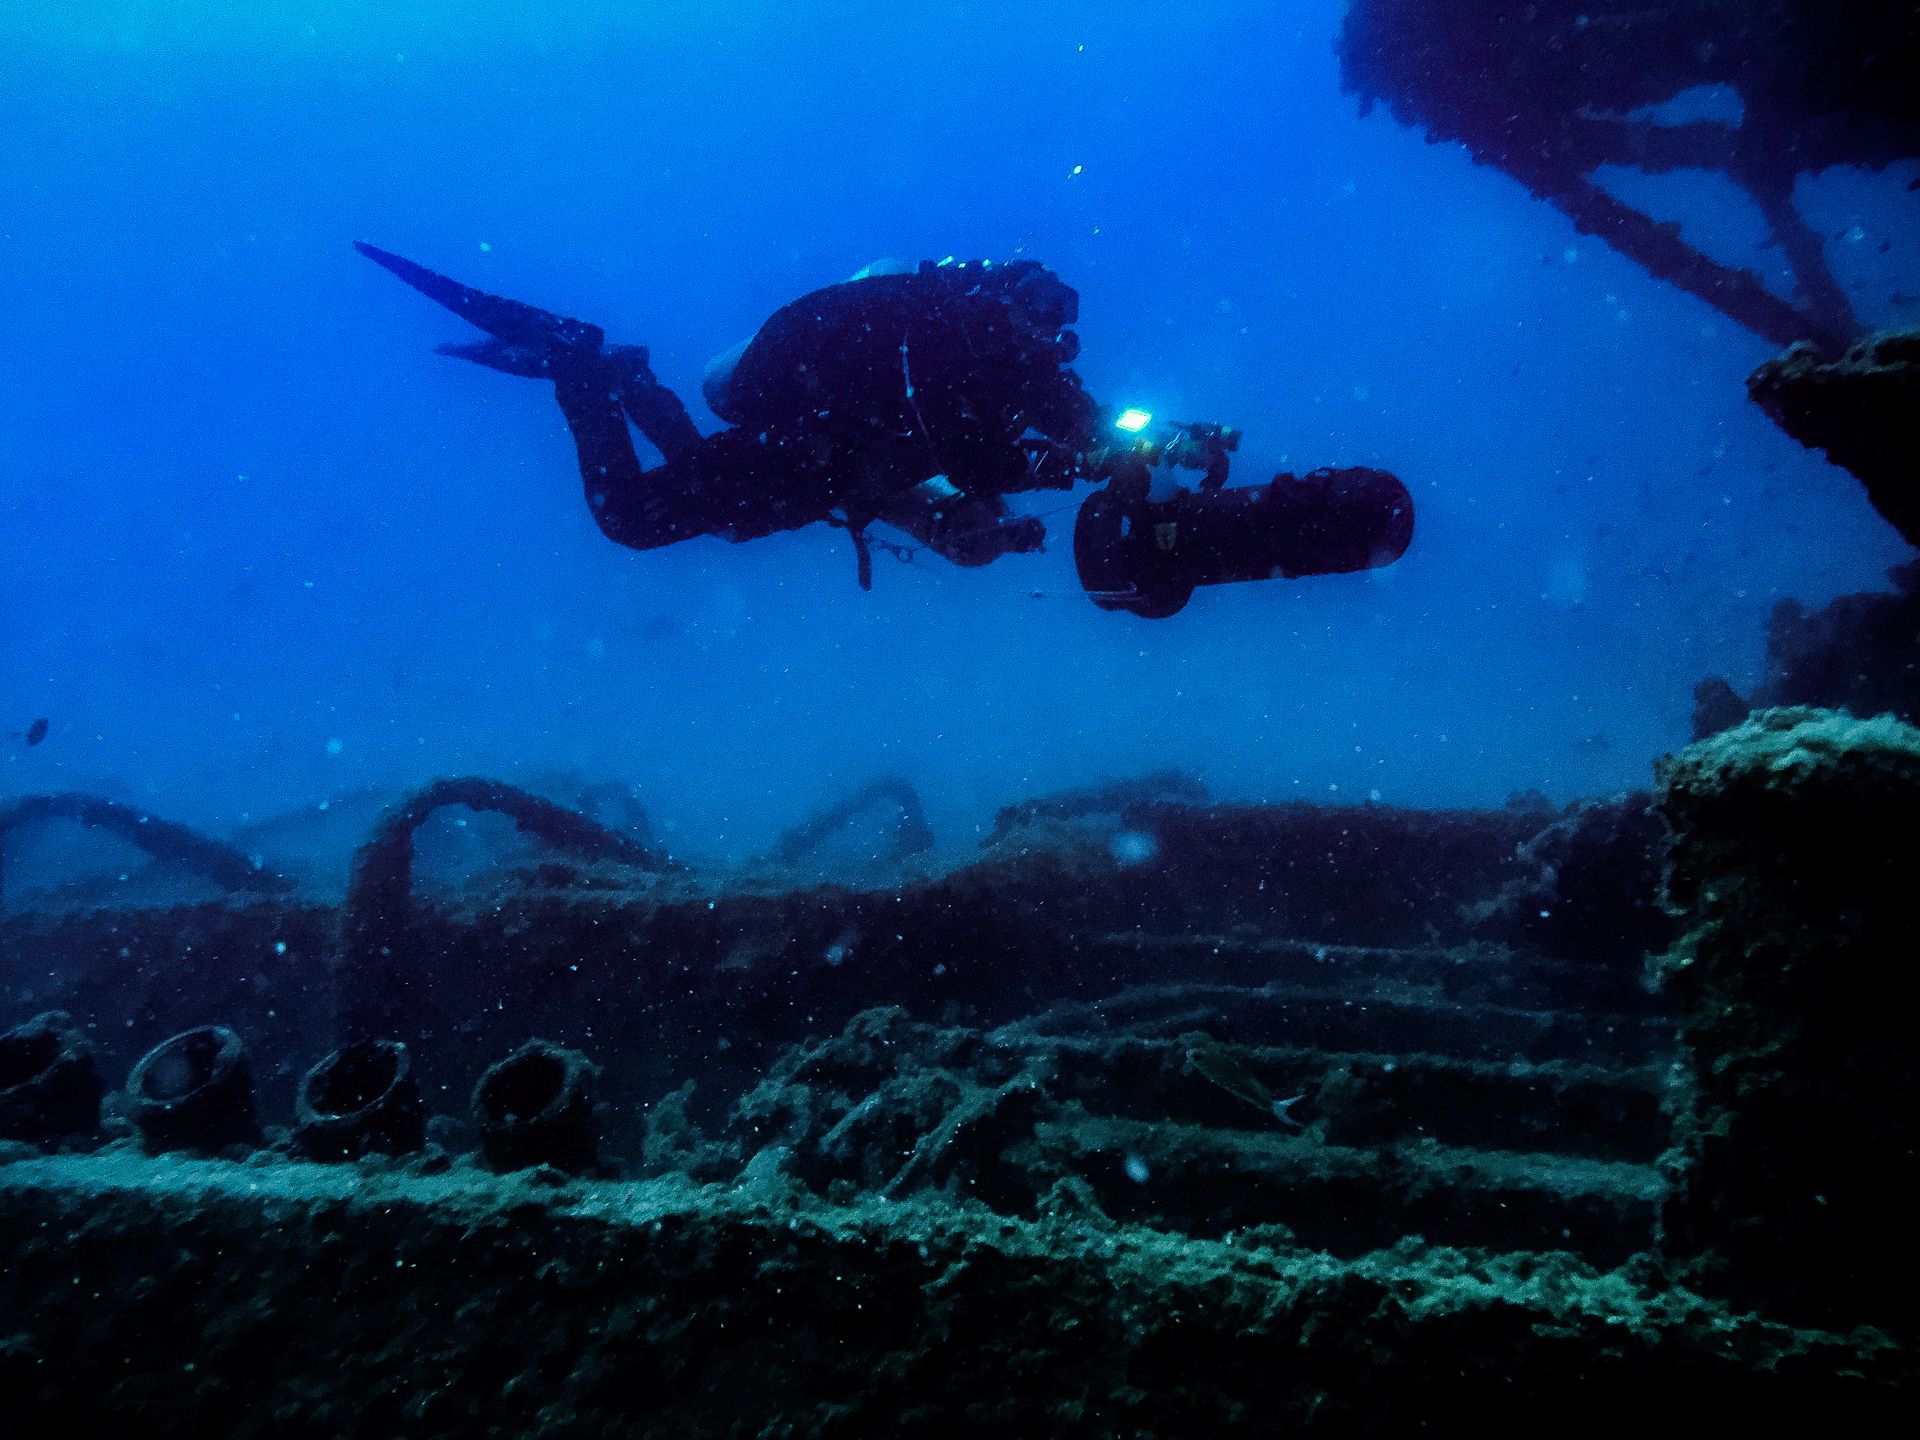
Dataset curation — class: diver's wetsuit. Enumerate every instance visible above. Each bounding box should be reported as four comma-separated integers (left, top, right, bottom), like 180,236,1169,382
550,260,1098,566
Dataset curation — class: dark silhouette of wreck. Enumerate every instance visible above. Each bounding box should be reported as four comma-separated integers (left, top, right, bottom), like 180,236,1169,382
1341,0,1920,543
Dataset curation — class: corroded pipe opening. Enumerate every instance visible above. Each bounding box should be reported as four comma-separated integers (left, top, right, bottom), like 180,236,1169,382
472,1039,602,1175
294,1039,425,1162
0,1011,103,1143
127,1025,262,1155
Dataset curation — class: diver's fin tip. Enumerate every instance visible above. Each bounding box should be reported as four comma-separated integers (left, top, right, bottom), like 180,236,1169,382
354,241,588,350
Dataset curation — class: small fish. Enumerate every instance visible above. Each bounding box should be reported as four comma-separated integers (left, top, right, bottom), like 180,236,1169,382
1181,1032,1306,1129
25,717,49,746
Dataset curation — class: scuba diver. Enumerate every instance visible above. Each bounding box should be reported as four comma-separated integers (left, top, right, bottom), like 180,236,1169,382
357,243,1414,616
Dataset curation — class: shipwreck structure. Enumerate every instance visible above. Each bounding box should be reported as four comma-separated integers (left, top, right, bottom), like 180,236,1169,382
1,729,1914,1432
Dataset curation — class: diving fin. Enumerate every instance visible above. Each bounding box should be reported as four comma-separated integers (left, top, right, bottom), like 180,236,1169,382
354,241,604,354
434,337,555,379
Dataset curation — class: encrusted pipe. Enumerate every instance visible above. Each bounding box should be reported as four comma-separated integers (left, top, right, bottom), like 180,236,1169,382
471,1039,602,1175
0,1011,103,1144
0,792,292,911
763,776,935,867
341,777,666,1040
987,769,1207,842
126,1025,263,1155
293,1039,425,1161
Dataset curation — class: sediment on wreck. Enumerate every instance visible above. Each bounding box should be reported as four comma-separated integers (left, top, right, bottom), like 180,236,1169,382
0,1153,1909,1438
1653,706,1920,1333
0,761,1910,1429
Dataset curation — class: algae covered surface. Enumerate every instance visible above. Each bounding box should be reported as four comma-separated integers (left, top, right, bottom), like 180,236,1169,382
0,1144,1906,1439
4,706,1919,1432
1655,708,1920,1332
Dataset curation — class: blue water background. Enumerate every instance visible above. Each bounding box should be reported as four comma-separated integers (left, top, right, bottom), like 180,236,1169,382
3,0,1914,864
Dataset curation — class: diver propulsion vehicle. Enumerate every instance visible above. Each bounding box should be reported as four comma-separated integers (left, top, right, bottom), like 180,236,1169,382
1070,411,1414,618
